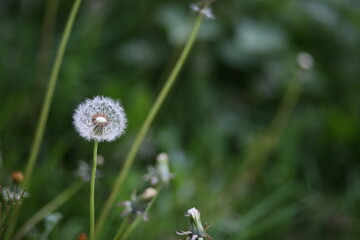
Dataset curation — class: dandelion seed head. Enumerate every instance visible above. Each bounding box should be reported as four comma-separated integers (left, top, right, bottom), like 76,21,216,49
73,96,127,142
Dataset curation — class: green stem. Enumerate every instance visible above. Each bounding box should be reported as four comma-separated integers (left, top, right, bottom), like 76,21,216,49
245,73,302,169
90,141,99,240
95,13,205,238
5,2,83,239
13,181,83,240
23,0,83,189
112,216,129,240
225,71,303,201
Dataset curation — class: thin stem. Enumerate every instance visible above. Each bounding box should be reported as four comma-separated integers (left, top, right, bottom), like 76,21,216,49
226,71,303,201
117,188,159,240
112,216,129,240
13,181,83,240
95,13,205,238
244,72,302,169
23,0,83,189
3,202,21,240
36,0,60,84
90,141,99,240
5,2,83,239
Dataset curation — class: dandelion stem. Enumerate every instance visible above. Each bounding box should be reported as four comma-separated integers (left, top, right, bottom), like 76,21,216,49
13,181,83,240
95,12,206,238
90,141,99,240
23,0,83,189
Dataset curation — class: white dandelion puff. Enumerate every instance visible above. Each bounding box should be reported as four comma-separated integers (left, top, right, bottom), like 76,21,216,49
73,96,127,142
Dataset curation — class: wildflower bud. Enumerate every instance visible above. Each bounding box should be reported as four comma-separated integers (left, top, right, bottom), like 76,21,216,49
186,208,205,236
141,187,158,201
11,171,24,183
297,52,314,70
77,233,88,240
118,188,157,221
190,0,215,19
143,152,174,186
177,207,212,240
157,152,168,162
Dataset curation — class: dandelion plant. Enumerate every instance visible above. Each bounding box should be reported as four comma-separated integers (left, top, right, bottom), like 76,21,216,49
73,96,127,240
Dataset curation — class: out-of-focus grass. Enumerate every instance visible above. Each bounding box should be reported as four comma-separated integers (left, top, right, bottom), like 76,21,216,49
1,0,360,239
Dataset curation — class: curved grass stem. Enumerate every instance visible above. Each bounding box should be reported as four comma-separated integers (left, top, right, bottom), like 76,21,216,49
112,216,129,240
13,181,83,240
95,12,205,239
23,0,83,189
4,1,83,240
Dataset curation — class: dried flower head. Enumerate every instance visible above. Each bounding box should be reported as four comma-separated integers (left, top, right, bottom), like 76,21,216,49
190,0,215,19
73,96,127,142
117,187,158,221
177,207,212,240
0,186,28,203
143,152,175,186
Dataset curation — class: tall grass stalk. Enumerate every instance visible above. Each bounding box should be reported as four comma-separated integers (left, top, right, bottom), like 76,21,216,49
225,70,303,201
242,72,302,173
23,0,83,189
95,12,206,238
112,216,129,240
13,181,83,240
4,1,83,239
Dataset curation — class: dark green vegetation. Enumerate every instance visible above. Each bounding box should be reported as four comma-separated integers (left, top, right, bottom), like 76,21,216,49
1,0,360,239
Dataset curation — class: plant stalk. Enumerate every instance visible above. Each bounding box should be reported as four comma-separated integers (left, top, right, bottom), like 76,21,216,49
90,141,99,240
13,181,83,240
95,12,205,239
4,1,83,239
112,216,129,240
23,0,83,189
116,187,160,240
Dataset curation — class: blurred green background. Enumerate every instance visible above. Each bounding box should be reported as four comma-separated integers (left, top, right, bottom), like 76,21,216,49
1,0,360,239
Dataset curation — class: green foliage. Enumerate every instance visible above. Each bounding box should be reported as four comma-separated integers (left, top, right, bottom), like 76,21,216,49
1,0,360,239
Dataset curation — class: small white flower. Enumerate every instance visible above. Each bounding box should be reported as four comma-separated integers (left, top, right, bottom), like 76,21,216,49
190,0,215,19
1,187,28,203
190,4,214,19
73,96,127,142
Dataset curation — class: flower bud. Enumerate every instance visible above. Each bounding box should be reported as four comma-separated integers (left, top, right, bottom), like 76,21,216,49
12,171,24,183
